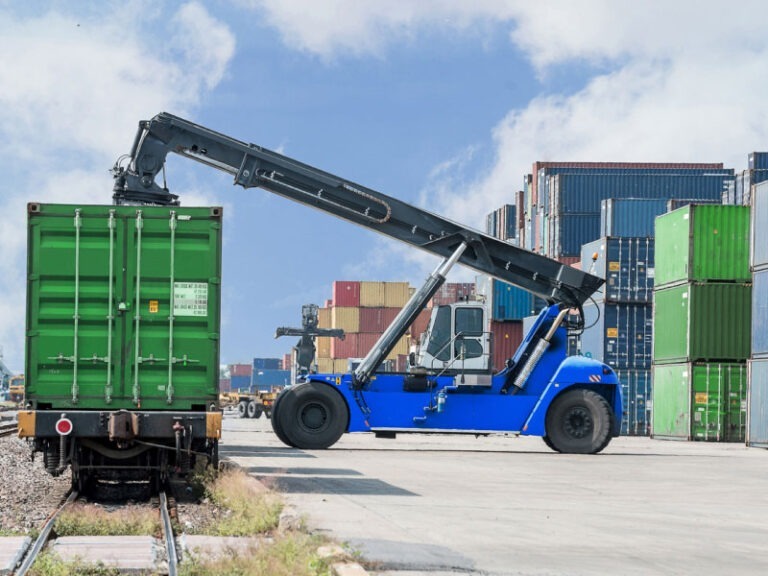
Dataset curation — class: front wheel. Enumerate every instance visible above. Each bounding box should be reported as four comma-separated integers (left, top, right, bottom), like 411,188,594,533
545,388,614,454
274,382,348,449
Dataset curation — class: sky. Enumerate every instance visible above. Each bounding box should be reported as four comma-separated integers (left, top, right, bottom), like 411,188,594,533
1,0,767,373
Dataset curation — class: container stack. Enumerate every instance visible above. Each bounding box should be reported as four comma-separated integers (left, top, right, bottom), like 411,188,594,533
251,358,290,391
651,205,752,442
578,230,655,436
517,162,734,263
485,204,516,242
313,280,413,374
229,363,253,391
748,180,768,448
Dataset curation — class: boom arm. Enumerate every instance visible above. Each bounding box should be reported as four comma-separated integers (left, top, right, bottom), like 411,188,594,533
112,112,602,308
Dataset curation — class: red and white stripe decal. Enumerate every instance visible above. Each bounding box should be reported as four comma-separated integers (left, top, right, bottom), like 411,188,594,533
589,374,601,383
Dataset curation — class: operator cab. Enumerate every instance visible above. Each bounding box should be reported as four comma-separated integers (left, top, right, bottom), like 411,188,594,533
414,300,491,373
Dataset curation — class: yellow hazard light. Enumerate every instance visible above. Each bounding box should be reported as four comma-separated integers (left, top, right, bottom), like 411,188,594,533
206,411,222,439
17,411,35,437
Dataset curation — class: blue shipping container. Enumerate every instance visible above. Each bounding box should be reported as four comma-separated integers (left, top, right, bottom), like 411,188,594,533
600,198,668,238
749,152,768,171
753,181,768,269
491,280,546,321
253,357,282,371
552,173,729,214
667,198,722,211
615,369,651,436
748,359,768,447
580,302,653,369
753,269,768,357
252,369,291,390
581,237,655,303
230,374,252,390
550,213,602,258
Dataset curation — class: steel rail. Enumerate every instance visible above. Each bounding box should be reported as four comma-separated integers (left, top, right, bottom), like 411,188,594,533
159,490,178,576
15,490,78,576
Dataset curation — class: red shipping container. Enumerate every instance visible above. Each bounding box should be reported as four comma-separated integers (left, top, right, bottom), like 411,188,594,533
557,256,580,267
331,333,384,359
230,363,252,377
409,308,432,343
282,353,291,370
359,307,400,333
219,378,231,393
491,321,524,372
333,281,361,307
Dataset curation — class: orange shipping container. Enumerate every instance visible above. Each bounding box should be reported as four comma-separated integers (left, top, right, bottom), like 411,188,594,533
316,358,334,373
317,307,331,329
360,281,387,307
384,282,411,307
332,306,360,333
316,336,331,359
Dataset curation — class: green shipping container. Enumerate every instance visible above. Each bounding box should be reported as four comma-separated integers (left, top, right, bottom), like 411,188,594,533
654,205,750,288
25,203,223,410
652,362,747,441
652,283,751,363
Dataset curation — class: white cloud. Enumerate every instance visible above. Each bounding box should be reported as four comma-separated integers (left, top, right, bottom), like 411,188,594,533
0,2,234,371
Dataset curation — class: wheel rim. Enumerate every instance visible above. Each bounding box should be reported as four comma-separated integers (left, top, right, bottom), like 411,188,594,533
299,401,329,433
563,406,593,439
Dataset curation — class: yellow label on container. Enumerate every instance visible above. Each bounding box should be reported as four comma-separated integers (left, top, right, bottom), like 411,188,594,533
608,261,620,272
606,327,618,338
149,300,159,313
695,392,708,404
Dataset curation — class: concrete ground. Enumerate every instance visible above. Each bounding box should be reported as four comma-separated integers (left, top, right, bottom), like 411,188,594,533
221,413,768,576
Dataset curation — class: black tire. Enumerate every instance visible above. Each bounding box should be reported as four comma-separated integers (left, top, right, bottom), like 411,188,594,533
277,382,349,450
541,435,557,451
271,389,297,447
545,388,613,454
246,400,262,418
238,401,248,418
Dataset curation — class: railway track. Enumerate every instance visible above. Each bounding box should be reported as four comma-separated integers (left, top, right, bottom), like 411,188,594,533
11,486,179,575
0,420,18,437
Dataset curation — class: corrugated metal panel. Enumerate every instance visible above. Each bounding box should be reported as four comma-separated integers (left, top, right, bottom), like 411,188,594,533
552,173,730,214
580,302,652,369
752,181,768,270
653,283,752,364
667,197,722,211
655,205,751,288
317,307,331,329
747,358,768,447
333,359,349,373
230,363,252,377
550,213,601,258
408,308,432,344
384,282,411,308
316,336,331,359
25,204,222,410
615,370,651,436
749,152,768,170
491,280,545,321
230,374,251,390
600,198,668,238
360,282,386,307
316,358,334,373
359,307,400,333
332,281,360,307
282,353,291,370
652,362,747,441
581,237,655,303
491,321,524,372
252,369,291,390
331,306,360,333
752,269,768,357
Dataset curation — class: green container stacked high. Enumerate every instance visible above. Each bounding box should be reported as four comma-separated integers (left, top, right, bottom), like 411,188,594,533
652,205,751,441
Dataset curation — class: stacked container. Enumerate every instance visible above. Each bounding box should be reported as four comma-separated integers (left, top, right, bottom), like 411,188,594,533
312,280,413,374
516,162,733,258
748,180,768,447
579,235,655,435
486,204,516,242
652,205,751,442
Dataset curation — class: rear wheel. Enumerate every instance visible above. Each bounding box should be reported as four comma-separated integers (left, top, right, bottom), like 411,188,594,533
545,388,613,454
238,401,248,418
246,400,262,419
276,382,348,449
